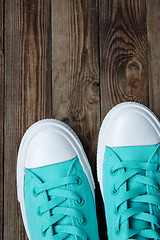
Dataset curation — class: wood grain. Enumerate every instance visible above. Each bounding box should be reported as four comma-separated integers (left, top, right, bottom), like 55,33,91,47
19,0,52,129
51,0,100,173
51,1,105,238
147,0,160,118
4,0,52,239
99,0,149,119
4,1,21,238
0,0,4,238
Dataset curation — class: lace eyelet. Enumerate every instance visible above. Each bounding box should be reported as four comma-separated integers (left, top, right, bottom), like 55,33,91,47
111,185,119,195
157,165,160,173
154,185,160,192
115,226,121,235
156,205,160,211
41,227,47,237
78,216,86,225
113,205,120,215
75,197,84,206
76,177,82,185
37,207,43,217
32,187,39,197
110,167,118,176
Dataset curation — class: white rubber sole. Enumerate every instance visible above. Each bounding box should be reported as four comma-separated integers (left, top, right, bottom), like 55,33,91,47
97,102,160,197
17,119,95,240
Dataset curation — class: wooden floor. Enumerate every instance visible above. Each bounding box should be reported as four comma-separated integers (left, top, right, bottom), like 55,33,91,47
0,0,160,239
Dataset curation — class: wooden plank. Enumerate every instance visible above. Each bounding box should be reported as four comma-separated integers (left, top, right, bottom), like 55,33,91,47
4,0,52,239
0,0,4,238
99,0,149,119
4,1,21,236
147,0,160,118
51,0,100,172
51,1,105,238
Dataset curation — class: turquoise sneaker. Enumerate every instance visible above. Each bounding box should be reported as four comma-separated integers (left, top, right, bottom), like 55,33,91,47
17,119,99,240
97,102,160,239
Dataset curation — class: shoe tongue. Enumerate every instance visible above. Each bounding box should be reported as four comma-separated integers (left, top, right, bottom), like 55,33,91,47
31,158,76,236
112,145,158,240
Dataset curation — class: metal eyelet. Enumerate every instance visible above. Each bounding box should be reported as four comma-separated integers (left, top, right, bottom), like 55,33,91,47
32,187,39,197
76,177,82,185
110,167,118,176
111,185,119,195
75,197,84,206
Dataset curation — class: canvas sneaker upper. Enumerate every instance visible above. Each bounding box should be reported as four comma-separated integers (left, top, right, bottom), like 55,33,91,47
17,119,99,240
97,102,160,240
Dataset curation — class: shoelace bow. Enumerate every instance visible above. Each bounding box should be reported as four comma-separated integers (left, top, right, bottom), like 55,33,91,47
33,176,87,240
111,146,160,239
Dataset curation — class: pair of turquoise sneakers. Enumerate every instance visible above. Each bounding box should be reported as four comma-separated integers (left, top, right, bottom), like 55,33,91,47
17,102,160,240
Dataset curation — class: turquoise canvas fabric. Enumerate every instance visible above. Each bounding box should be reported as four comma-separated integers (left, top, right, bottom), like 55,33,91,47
103,143,160,240
24,156,99,240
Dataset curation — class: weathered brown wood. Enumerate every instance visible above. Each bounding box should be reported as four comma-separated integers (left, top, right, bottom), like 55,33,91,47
99,0,149,119
51,1,105,238
147,0,160,118
0,0,4,238
19,0,52,128
51,0,100,173
4,0,52,239
4,1,21,238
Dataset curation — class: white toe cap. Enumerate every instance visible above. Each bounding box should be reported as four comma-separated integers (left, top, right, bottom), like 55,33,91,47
25,129,76,168
102,103,160,147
